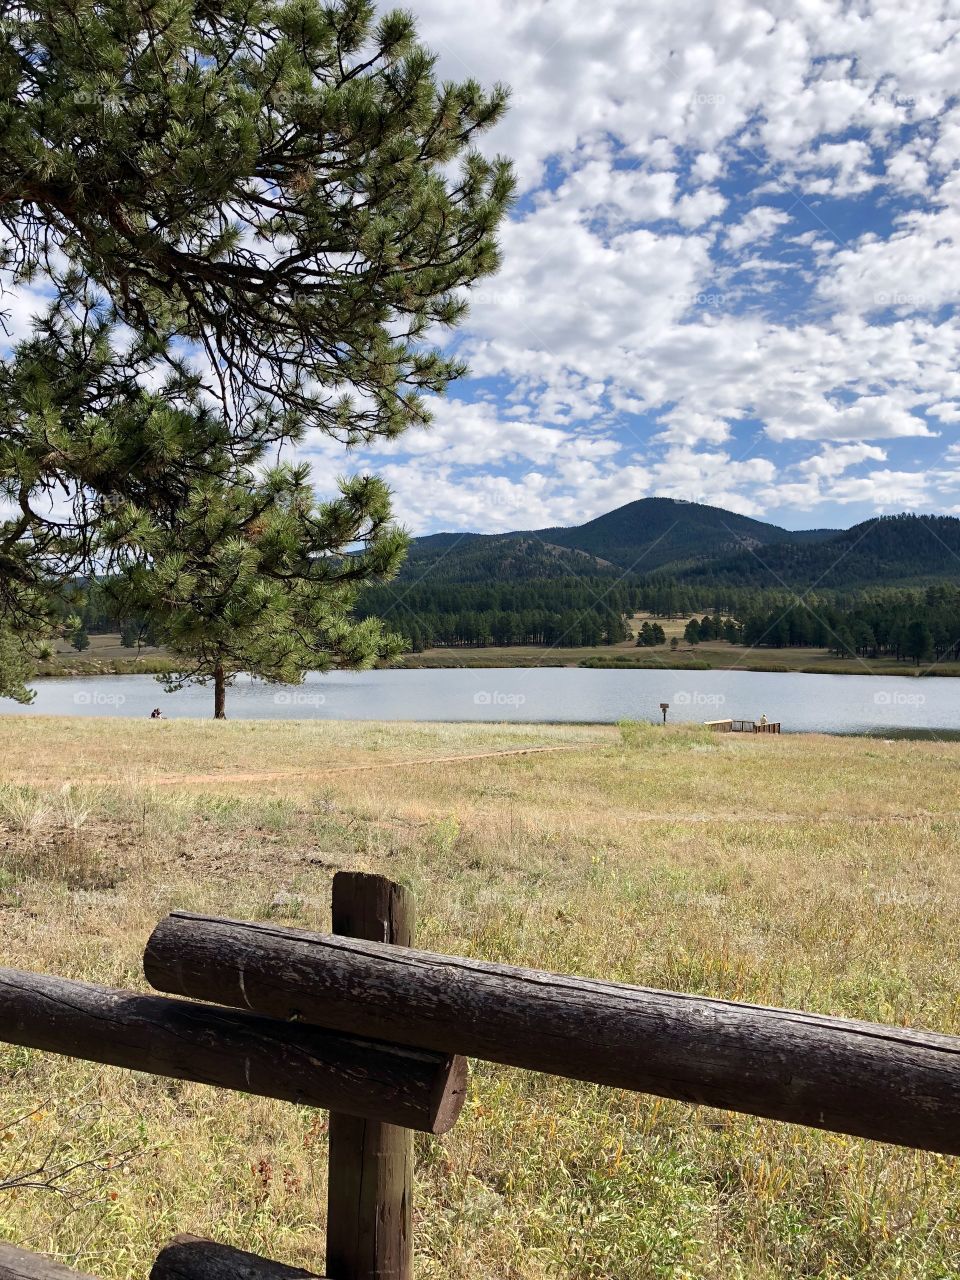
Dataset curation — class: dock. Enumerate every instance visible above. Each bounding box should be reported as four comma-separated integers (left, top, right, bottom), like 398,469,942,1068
705,719,781,734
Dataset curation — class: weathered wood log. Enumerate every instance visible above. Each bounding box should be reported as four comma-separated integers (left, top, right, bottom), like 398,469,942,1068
0,969,465,1134
145,911,960,1154
325,873,416,1280
151,1235,323,1279
0,1244,99,1279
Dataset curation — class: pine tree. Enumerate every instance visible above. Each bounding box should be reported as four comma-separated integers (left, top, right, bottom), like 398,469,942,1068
1,0,514,667
0,624,41,703
108,456,407,718
2,1,513,442
905,620,934,666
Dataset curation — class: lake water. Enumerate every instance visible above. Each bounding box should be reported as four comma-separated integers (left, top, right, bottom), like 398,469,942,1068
2,667,958,734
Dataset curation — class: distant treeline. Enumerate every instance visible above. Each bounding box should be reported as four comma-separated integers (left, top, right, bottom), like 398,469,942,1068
355,579,639,649
60,570,960,666
732,584,960,663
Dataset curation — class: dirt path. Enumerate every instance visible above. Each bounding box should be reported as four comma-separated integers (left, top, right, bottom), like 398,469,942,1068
83,741,591,787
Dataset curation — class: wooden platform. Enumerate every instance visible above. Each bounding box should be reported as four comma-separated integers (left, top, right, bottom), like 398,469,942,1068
705,719,781,733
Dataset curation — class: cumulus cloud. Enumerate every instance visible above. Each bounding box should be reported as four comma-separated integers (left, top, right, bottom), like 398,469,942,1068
724,206,793,252
8,0,960,531
798,444,888,477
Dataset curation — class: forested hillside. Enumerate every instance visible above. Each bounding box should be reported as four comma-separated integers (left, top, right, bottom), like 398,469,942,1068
533,497,806,568
398,535,617,583
399,497,816,581
64,506,960,662
680,514,960,590
356,578,638,650
370,507,960,656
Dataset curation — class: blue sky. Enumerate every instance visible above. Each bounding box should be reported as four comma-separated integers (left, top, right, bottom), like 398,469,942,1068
300,0,960,535
6,1,960,538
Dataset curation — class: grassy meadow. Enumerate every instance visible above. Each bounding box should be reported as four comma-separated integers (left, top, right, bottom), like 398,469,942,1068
398,615,959,676
41,622,960,678
0,715,957,1278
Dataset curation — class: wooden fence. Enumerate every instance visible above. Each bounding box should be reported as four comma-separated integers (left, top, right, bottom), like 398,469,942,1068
0,870,957,1279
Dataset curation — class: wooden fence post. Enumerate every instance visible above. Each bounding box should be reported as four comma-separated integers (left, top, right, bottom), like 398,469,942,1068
325,873,414,1280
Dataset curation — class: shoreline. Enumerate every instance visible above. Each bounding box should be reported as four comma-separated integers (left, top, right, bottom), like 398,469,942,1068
0,708,957,742
32,656,960,680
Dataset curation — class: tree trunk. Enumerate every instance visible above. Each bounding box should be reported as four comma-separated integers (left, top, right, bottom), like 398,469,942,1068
214,662,226,719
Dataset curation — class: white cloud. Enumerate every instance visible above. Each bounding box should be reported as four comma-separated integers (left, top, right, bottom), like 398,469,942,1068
819,199,960,317
373,400,620,468
10,0,960,530
675,186,728,228
0,284,54,345
796,139,880,197
826,469,932,507
724,206,792,253
797,443,888,477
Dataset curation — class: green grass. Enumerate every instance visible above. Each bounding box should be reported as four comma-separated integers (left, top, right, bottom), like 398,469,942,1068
580,655,713,670
0,716,957,1278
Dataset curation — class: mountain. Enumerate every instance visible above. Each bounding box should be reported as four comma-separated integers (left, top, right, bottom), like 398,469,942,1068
399,533,618,583
534,498,806,570
678,513,960,589
400,498,833,581
398,501,960,592
362,505,960,654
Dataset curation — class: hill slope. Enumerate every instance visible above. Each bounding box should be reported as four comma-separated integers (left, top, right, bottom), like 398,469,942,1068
399,502,960,591
401,498,817,580
399,533,618,583
680,513,960,589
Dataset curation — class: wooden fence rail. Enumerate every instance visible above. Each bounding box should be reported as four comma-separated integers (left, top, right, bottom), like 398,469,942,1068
150,1235,324,1279
0,1243,101,1279
0,1236,327,1280
0,869,957,1280
0,968,465,1134
145,910,960,1155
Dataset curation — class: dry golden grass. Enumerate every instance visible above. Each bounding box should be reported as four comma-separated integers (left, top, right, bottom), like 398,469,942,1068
0,715,957,1279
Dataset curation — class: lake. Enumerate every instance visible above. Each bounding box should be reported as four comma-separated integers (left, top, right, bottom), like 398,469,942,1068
2,667,958,734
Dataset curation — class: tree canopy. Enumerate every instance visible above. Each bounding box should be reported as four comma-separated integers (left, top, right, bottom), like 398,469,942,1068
107,455,407,716
1,0,513,441
0,0,515,702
